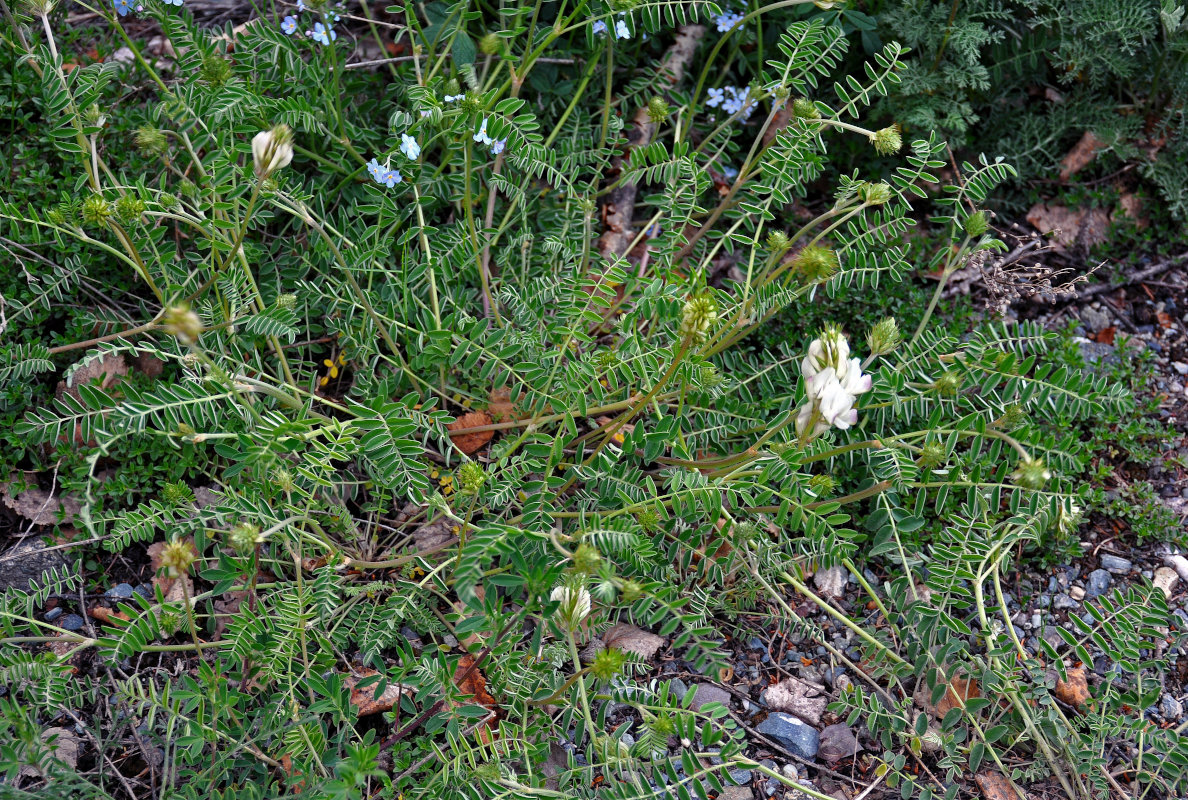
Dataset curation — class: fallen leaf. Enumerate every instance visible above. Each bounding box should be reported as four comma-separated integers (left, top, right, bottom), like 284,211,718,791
1025,203,1110,251
1093,326,1117,345
279,754,306,794
763,677,828,726
817,723,860,764
1059,131,1105,181
974,771,1022,800
602,623,665,660
1113,192,1147,229
452,654,498,741
1052,666,1090,709
19,727,79,778
488,387,519,422
1156,310,1172,330
2,474,81,526
936,673,980,716
345,668,411,716
448,410,494,455
89,605,130,624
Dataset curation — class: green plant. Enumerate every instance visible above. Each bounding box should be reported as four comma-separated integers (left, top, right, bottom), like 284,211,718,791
0,0,1170,798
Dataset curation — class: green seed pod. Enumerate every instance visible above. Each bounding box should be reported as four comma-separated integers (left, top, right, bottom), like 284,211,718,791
870,124,902,156
479,32,501,55
591,646,628,681
791,98,820,120
135,126,168,156
647,96,670,124
867,317,901,356
81,195,111,227
114,193,146,224
573,543,603,575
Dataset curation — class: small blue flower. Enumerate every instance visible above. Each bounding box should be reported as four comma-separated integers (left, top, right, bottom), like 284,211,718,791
614,19,631,39
491,138,506,156
722,165,739,181
714,10,744,32
381,168,401,188
309,22,335,45
444,94,464,103
646,223,662,237
297,0,305,9
706,87,725,108
281,15,297,34
162,0,183,6
400,133,420,160
474,118,493,146
112,0,132,16
366,158,384,182
592,20,607,35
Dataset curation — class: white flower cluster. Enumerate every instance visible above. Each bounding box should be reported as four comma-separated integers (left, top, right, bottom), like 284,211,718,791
796,327,872,438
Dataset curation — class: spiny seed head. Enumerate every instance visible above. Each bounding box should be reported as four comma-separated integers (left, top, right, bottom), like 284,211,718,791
200,54,232,86
917,442,946,469
647,96,670,124
1012,457,1051,490
771,84,791,101
932,371,961,397
573,543,603,574
458,461,486,494
179,178,198,198
792,244,839,284
808,473,837,496
649,713,677,737
867,317,901,356
766,230,791,255
870,124,902,155
999,404,1026,430
620,579,644,603
46,206,66,226
114,194,146,224
83,103,106,127
275,293,297,311
591,646,628,681
791,98,820,120
161,481,194,506
164,303,203,344
159,538,197,576
273,468,296,492
81,195,111,227
857,181,893,206
135,126,168,156
228,521,264,555
679,296,717,343
636,507,661,532
963,210,990,237
159,193,178,209
479,32,501,55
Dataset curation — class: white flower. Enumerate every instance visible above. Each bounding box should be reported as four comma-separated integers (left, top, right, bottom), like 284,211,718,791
251,125,294,180
400,133,420,160
797,328,870,438
817,377,858,430
801,328,850,382
838,357,872,396
614,18,631,39
550,584,591,629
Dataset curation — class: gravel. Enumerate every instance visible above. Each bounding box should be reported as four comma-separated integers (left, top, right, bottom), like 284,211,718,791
60,614,85,632
1100,554,1133,574
1086,569,1112,598
756,713,819,760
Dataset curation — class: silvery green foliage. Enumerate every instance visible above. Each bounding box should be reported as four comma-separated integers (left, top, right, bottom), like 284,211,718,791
0,0,1167,797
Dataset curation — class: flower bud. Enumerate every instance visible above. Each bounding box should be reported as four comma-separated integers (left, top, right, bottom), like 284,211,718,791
179,178,198,198
114,194,146,224
791,98,821,120
963,210,990,237
161,481,194,505
135,126,168,156
636,508,660,532
479,32,501,55
808,473,837,496
159,193,179,209
932,371,961,397
857,181,893,206
771,84,791,101
200,54,232,86
997,404,1025,430
917,442,945,469
273,468,296,492
765,230,791,255
550,584,592,630
458,461,486,494
647,96,670,124
159,537,197,577
679,296,717,344
591,647,627,681
165,303,203,345
867,317,901,356
573,543,602,574
228,521,264,555
1011,457,1051,490
83,103,106,128
870,124,902,156
252,125,294,180
792,244,839,284
81,195,111,227
620,579,643,603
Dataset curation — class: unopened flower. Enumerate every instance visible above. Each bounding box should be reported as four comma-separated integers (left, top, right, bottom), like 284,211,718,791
228,521,265,555
550,584,592,629
281,15,297,34
573,543,602,574
647,96,670,124
163,0,182,6
857,181,893,206
766,231,790,254
792,244,839,283
135,126,168,156
870,124,902,155
1011,457,1051,490
159,538,197,576
400,133,420,160
679,295,717,344
714,10,744,31
932,371,961,397
479,31,501,55
620,579,644,603
81,195,111,227
114,193,146,224
801,325,850,381
867,317,901,356
458,462,486,494
591,647,627,681
164,303,203,344
791,98,821,120
963,210,990,237
252,124,294,180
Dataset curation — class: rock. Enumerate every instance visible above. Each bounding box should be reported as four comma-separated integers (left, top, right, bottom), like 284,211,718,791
816,723,859,764
1173,362,1188,376
756,712,819,760
716,788,754,800
1100,554,1132,574
60,614,85,632
728,768,753,785
668,678,689,702
813,565,846,599
0,540,71,593
1154,567,1179,599
106,582,134,599
1053,593,1079,611
1080,307,1112,333
687,683,731,711
44,607,63,621
762,678,827,726
1052,667,1090,708
1078,340,1120,371
1164,554,1188,583
1160,694,1183,720
1069,586,1085,601
1041,625,1063,650
19,727,78,779
1086,569,1111,598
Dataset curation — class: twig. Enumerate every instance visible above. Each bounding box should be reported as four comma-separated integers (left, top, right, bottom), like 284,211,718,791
1073,251,1188,301
59,707,141,800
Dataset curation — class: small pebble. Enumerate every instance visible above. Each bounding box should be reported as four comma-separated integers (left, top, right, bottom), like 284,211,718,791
1161,695,1183,720
1086,569,1112,598
61,614,85,632
1053,593,1079,611
106,582,134,599
1154,567,1179,599
1069,586,1085,601
44,607,63,621
1100,554,1133,574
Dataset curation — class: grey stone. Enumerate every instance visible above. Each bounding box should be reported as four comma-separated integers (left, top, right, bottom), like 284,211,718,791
728,769,753,785
1160,694,1183,720
756,712,819,760
1078,340,1120,371
44,607,62,621
1053,593,1079,611
669,678,689,702
60,614,84,632
716,788,754,800
688,683,731,711
813,565,847,599
0,540,70,593
817,723,860,763
1086,569,1112,598
1101,554,1133,574
106,582,134,599
1041,625,1063,649
1164,555,1188,583
1081,307,1111,333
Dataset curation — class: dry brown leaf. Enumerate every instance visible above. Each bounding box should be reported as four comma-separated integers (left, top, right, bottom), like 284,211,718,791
345,668,411,716
88,605,130,625
602,623,665,660
2,474,82,526
1113,192,1147,229
448,410,494,455
936,674,981,716
452,654,498,741
974,771,1022,800
1025,203,1110,251
1053,666,1090,709
1058,131,1105,181
1093,326,1117,345
488,387,519,422
57,353,128,402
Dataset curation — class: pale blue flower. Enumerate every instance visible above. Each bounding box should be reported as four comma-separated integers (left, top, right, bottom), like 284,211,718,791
281,15,297,34
400,133,420,160
491,138,506,155
366,158,384,182
614,18,630,39
474,118,493,146
444,94,464,102
592,20,607,35
112,0,133,16
706,87,725,108
714,10,744,32
309,22,335,45
163,0,183,6
722,165,739,180
381,168,401,188
297,0,305,9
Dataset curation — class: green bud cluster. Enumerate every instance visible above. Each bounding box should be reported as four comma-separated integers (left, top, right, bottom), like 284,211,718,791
870,124,902,155
81,195,111,227
867,317,901,356
792,244,839,283
679,296,717,344
114,194,146,224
